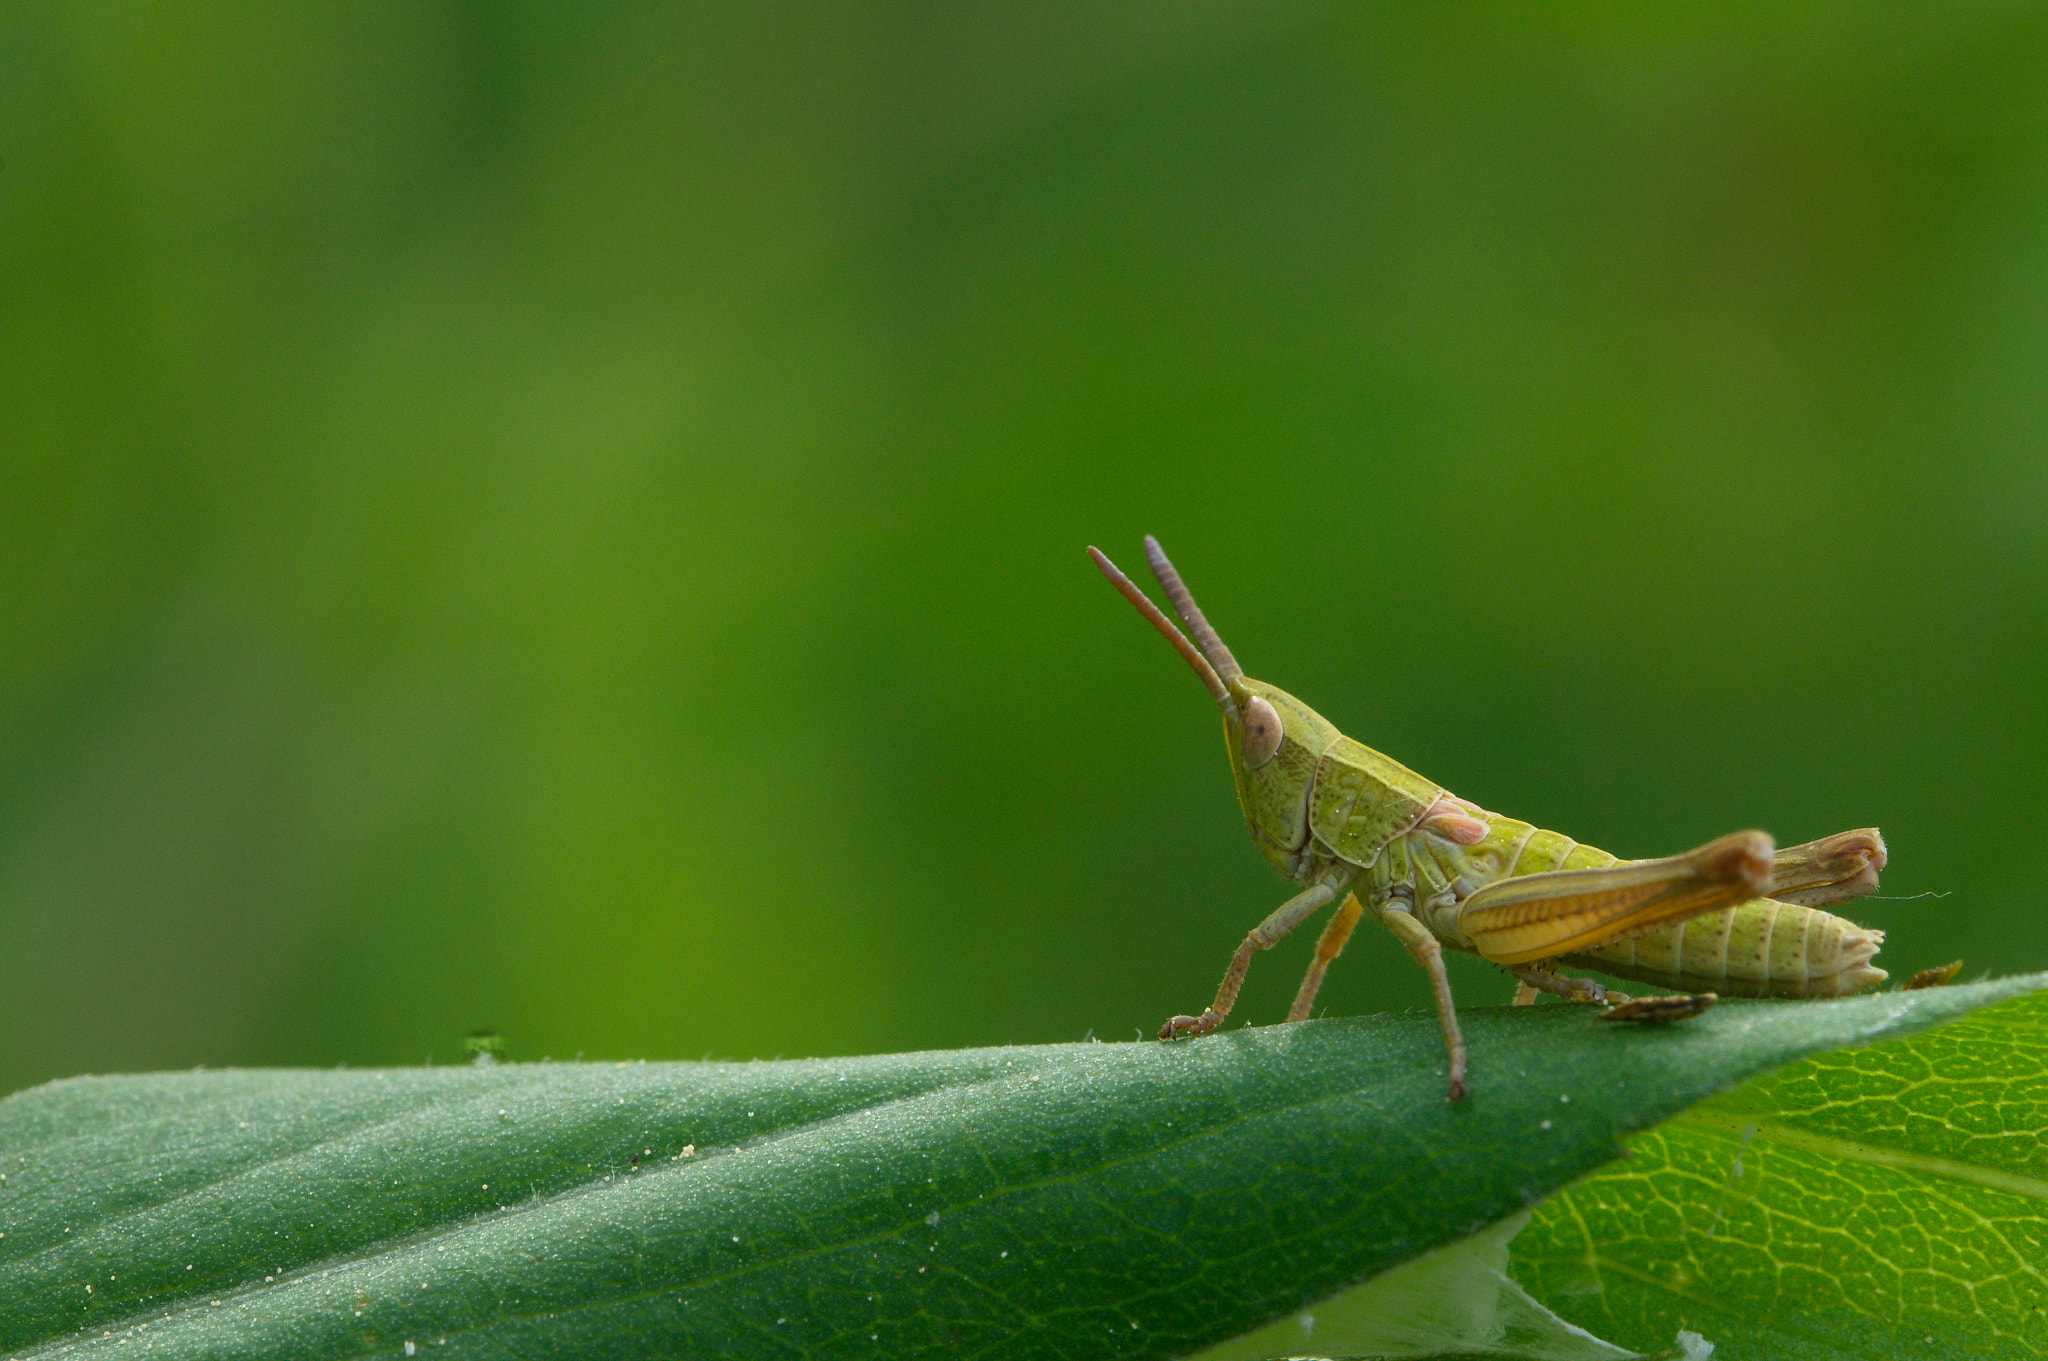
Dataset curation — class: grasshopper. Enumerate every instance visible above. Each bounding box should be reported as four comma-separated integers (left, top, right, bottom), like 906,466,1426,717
1091,537,1888,1100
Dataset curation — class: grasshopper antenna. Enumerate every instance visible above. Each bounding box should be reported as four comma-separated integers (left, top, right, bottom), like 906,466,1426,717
1143,535,1244,687
1088,546,1234,711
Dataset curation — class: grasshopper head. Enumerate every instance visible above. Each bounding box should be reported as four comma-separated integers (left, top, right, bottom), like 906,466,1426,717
1088,538,1340,875
1222,677,1341,871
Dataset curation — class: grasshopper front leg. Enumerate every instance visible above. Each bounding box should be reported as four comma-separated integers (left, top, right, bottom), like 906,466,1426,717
1161,881,1339,1039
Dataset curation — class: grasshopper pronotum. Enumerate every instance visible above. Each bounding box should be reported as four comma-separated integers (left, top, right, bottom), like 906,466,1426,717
1091,537,1887,1100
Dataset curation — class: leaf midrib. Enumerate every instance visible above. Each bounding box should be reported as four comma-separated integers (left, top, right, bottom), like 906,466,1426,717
1551,1246,1899,1361
1672,1109,2048,1202
71,1056,1434,1361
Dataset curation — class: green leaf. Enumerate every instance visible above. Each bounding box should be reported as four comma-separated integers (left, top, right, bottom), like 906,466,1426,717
1510,985,2048,1360
1,977,2039,1360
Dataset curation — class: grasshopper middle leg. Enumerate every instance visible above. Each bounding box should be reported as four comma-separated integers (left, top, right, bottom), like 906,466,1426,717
1377,896,1469,1101
1286,892,1366,1022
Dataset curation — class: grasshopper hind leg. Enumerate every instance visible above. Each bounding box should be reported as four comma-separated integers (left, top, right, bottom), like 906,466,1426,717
1458,829,1775,966
1769,828,1886,906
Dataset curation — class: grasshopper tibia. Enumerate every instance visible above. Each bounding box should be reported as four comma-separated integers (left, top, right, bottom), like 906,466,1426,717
1505,962,1625,1006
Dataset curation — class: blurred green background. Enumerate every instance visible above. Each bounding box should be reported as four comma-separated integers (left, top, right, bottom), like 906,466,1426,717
3,2,2045,1094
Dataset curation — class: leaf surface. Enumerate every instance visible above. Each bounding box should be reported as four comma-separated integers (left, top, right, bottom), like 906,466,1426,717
1,976,2040,1360
1511,986,2048,1359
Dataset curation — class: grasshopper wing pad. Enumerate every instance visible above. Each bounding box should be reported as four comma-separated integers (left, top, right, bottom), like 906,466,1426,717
1460,830,1774,965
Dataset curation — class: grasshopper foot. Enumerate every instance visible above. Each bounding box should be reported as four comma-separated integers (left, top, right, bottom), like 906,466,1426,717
1903,960,1963,990
1159,1009,1223,1040
1598,992,1716,1024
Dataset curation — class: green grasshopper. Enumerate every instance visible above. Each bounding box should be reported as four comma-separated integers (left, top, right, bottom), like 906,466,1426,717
1091,537,1888,1100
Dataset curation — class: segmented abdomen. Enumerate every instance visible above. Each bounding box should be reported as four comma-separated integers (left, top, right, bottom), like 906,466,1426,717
1388,812,1885,998
1560,899,1885,998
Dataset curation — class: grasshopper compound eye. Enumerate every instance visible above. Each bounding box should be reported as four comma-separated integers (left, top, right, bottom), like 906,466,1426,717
1240,695,1284,769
